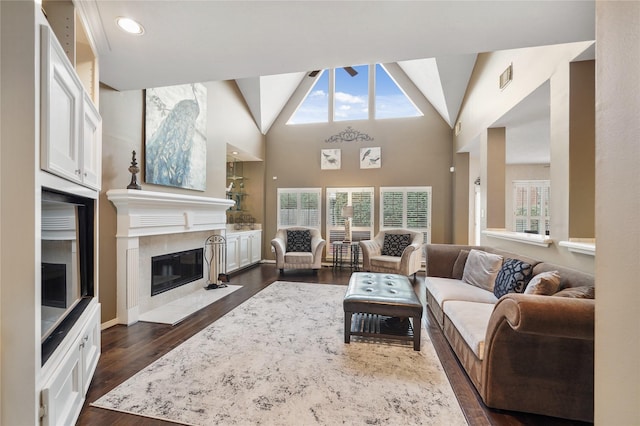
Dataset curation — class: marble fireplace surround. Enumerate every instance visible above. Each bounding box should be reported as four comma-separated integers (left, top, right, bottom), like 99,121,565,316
107,189,234,325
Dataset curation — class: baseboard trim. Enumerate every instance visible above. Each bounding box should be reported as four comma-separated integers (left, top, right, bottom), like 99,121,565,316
101,318,120,330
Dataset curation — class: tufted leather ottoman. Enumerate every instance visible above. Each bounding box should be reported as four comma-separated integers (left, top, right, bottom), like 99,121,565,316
344,272,422,351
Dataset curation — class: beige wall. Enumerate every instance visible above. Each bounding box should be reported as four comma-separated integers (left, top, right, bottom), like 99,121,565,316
263,69,453,259
595,1,640,423
569,60,595,238
99,80,263,322
456,43,596,273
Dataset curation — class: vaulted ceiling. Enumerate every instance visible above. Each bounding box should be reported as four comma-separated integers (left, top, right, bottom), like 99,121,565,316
77,0,595,158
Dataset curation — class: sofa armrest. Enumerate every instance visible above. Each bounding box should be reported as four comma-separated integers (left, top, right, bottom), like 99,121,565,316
426,244,482,278
488,293,594,340
399,242,422,270
311,236,326,263
270,237,286,268
481,293,594,421
359,239,381,271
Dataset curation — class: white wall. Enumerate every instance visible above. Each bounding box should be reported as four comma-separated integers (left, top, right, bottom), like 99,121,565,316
594,1,640,422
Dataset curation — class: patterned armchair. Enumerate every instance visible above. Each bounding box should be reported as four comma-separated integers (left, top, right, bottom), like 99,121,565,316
359,229,423,279
271,227,326,273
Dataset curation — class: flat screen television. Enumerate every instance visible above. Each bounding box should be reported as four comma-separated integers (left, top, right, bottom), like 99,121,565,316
41,188,94,365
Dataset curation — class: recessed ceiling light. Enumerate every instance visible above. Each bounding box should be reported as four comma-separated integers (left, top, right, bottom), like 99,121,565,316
116,17,145,35
232,151,239,155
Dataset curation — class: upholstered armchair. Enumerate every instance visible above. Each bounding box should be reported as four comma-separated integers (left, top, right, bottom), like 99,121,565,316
360,229,424,278
271,227,326,273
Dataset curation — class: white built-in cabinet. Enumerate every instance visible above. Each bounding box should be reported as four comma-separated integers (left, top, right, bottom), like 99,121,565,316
40,24,102,190
37,19,101,426
40,301,100,426
226,230,262,273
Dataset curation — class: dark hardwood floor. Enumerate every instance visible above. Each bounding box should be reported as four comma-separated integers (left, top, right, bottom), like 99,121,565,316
77,265,591,426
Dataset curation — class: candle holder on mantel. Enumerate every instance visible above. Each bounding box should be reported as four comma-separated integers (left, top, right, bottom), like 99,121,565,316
127,150,142,190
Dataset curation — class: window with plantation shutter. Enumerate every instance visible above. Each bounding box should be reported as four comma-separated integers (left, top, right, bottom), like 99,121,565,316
513,180,550,235
326,187,374,258
277,188,321,229
380,187,432,246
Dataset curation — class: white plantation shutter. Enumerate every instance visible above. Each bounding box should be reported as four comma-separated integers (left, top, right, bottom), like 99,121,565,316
277,188,321,229
380,187,432,246
512,181,550,235
326,187,374,258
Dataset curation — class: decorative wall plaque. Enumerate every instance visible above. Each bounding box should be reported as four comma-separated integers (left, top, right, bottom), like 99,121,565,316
325,126,374,143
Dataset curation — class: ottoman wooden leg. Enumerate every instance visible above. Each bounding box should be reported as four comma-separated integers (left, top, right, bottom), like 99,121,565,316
413,316,421,351
344,311,352,343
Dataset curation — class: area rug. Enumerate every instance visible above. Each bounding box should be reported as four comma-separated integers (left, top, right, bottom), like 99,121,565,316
92,281,466,425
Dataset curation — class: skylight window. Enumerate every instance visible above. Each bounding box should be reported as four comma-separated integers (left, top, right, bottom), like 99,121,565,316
334,65,368,121
287,70,329,124
375,64,422,119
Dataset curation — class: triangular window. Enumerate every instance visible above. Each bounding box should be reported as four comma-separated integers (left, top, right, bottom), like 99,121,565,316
287,70,329,124
287,64,422,124
375,64,422,119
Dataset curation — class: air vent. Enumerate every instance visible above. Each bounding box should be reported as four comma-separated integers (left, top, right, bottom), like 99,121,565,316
499,64,513,89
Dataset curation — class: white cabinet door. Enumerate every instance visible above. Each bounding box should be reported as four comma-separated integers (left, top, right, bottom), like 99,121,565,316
250,231,262,264
41,24,83,185
239,234,251,267
41,302,101,426
40,24,102,190
80,93,102,190
226,234,240,272
80,304,101,394
40,345,82,426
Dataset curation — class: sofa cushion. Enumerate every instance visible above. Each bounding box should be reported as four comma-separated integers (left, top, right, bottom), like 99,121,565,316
370,255,401,269
381,233,411,257
493,258,533,298
283,252,314,264
525,270,561,295
462,249,504,292
451,249,470,279
444,301,494,360
554,286,595,299
286,229,312,252
426,277,499,308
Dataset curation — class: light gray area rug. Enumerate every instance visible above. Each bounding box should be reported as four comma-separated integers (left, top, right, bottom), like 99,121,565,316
92,281,466,425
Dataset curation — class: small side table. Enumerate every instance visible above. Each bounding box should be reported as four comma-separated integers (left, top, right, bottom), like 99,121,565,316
332,241,360,271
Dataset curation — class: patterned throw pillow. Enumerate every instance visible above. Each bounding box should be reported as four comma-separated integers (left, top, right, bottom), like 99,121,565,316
493,258,533,298
381,233,411,257
286,230,312,252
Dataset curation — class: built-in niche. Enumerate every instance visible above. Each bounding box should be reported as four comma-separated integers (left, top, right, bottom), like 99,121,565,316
41,188,95,365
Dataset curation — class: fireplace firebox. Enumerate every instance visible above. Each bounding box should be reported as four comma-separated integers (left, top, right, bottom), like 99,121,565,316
151,248,203,296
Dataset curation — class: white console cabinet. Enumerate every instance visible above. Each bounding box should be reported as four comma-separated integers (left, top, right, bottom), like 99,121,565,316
40,24,102,190
226,229,262,273
40,301,100,426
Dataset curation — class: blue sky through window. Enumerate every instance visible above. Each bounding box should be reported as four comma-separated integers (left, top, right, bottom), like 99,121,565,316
288,64,422,124
334,65,368,121
287,70,328,124
375,64,422,119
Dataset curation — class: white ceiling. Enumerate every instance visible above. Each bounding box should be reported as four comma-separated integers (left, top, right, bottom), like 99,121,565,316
76,0,595,162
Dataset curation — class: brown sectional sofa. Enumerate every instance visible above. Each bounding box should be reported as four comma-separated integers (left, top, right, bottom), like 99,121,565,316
425,244,594,422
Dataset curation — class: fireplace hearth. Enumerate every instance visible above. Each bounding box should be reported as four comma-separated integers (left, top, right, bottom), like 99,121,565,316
151,248,203,296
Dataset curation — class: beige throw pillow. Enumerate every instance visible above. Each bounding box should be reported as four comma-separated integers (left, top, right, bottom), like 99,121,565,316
461,249,504,292
524,271,561,295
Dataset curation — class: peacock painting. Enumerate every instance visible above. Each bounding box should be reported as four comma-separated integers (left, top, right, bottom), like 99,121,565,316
145,83,207,190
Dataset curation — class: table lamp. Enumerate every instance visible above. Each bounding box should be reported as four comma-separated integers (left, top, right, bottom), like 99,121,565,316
342,205,354,242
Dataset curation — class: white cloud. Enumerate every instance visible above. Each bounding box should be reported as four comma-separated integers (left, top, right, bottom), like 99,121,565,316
309,90,327,98
334,91,365,104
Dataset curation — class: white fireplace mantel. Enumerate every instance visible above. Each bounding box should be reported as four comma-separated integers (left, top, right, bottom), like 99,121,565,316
107,189,234,325
107,189,234,238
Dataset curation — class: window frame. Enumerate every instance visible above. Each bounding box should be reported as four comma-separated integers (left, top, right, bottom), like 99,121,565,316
325,187,374,258
512,180,550,236
276,188,322,229
379,186,432,246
